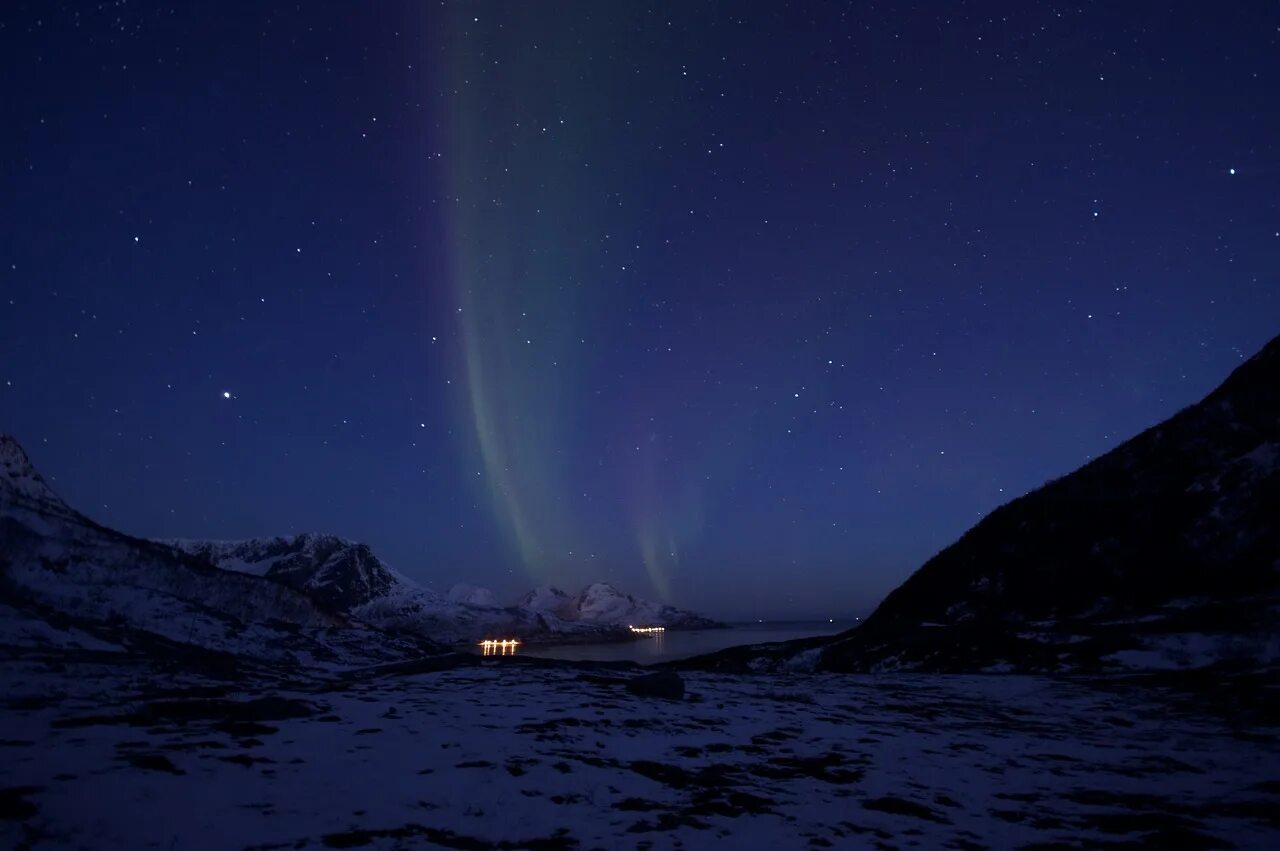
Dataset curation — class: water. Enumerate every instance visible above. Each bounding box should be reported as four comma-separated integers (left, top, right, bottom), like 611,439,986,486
520,620,857,664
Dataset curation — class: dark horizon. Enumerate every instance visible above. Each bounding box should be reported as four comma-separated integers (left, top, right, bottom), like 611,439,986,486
2,2,1276,620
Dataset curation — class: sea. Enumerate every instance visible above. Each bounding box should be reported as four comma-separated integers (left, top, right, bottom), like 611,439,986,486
519,620,859,664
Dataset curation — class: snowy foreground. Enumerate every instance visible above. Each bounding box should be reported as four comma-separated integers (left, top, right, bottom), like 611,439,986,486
2,658,1277,850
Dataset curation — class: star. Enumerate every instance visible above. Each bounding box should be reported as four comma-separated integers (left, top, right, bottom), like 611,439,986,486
222,391,232,399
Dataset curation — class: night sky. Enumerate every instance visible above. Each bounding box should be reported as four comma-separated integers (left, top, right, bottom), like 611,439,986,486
2,2,1276,620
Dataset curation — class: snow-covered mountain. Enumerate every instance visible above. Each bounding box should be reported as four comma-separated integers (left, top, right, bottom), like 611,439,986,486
164,536,532,643
167,536,566,643
170,535,724,643
552,582,722,629
517,585,571,612
1,434,720,653
0,436,75,521
515,583,720,629
447,583,496,607
0,435,437,669
165,534,402,612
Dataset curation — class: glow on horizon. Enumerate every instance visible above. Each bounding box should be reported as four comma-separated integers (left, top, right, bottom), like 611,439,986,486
480,638,520,656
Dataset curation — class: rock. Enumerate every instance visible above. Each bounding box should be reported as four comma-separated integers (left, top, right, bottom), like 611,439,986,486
626,670,685,701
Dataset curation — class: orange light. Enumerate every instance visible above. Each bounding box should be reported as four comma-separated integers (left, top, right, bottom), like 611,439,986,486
479,638,520,656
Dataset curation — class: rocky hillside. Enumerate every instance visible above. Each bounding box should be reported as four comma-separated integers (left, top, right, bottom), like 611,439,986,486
0,436,77,521
812,333,1280,673
172,537,724,643
0,436,438,670
2,436,722,654
166,535,402,612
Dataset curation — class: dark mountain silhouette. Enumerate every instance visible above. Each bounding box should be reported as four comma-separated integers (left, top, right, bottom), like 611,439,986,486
819,332,1280,672
689,334,1280,674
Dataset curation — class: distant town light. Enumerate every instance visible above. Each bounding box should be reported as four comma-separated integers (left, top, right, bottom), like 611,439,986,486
628,625,665,634
479,638,520,656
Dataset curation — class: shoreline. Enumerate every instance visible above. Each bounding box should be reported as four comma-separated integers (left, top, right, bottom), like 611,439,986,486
454,622,738,653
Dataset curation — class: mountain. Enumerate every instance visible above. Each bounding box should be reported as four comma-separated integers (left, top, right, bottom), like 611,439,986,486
165,536,515,643
517,585,570,612
350,587,583,645
805,333,1280,674
2,434,720,653
172,536,724,642
447,583,496,607
0,435,437,670
514,583,719,629
553,582,723,629
166,535,402,612
0,436,74,520
170,536,567,642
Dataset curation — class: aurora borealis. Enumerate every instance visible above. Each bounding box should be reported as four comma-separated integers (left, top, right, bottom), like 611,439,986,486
436,5,757,599
439,7,621,587
2,2,1277,619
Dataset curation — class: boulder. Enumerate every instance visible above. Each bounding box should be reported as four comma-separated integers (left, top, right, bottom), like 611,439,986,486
625,670,685,701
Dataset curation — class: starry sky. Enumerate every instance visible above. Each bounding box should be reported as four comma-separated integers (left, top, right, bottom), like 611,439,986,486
2,2,1277,620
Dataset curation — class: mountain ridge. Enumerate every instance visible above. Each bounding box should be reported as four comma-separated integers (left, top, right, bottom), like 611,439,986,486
0,434,439,670
817,333,1280,672
683,334,1280,675
167,537,724,642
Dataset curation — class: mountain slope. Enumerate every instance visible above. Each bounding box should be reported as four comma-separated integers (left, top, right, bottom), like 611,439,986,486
172,536,724,643
166,535,402,611
168,536,558,642
447,583,496,607
0,437,75,521
810,334,1280,673
165,536,529,643
517,585,571,612
0,436,437,669
554,582,723,629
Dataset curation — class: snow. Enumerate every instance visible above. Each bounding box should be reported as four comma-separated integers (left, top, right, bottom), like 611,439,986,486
1108,631,1280,671
168,536,718,643
446,583,496,607
161,538,291,576
2,658,1276,850
3,433,1278,847
778,646,823,673
164,534,402,611
2,438,438,670
568,582,646,621
1243,441,1279,473
0,435,69,512
517,585,570,612
0,603,124,653
981,661,1017,673
555,582,719,629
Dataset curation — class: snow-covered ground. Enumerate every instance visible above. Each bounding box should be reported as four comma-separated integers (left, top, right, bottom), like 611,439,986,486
2,657,1276,849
